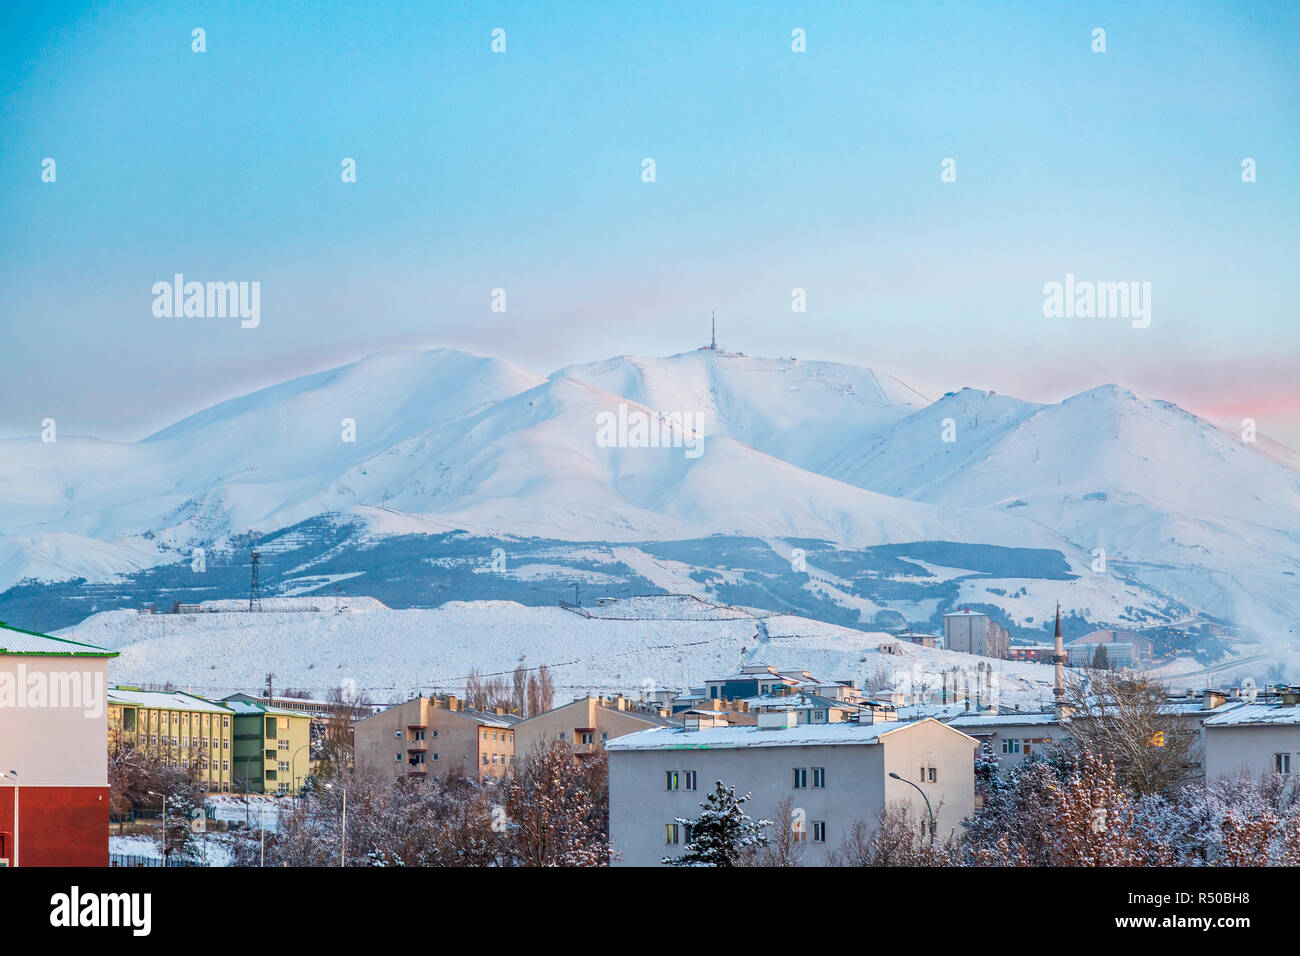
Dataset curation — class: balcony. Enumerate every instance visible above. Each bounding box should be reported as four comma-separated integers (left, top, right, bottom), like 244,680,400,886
406,740,427,751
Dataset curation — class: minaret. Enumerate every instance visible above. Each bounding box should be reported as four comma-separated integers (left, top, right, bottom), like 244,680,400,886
1053,601,1065,711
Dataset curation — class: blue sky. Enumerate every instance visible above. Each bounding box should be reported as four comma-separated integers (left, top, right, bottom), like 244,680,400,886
2,0,1297,444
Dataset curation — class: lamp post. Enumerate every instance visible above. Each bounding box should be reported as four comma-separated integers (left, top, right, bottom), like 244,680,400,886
290,744,310,803
888,772,936,843
147,789,167,862
1,770,17,867
323,782,347,866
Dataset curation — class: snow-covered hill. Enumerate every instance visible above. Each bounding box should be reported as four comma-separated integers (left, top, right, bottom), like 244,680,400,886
66,596,1062,708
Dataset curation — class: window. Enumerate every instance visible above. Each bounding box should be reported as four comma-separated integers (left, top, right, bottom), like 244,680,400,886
684,771,697,791
812,767,825,788
928,767,937,783
482,754,489,765
1001,738,1021,755
482,731,488,741
431,729,438,737
278,761,290,773
601,732,608,742
812,821,826,843
665,824,680,845
278,738,289,751
792,820,807,843
580,732,594,744
395,753,402,762
1277,753,1292,775
666,771,680,791
813,710,825,722
793,768,807,789
395,730,404,739
559,731,568,740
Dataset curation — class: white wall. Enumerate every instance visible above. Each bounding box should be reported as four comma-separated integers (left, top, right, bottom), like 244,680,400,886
0,656,109,787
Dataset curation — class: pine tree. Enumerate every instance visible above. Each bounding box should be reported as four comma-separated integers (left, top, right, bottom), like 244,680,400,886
664,781,771,867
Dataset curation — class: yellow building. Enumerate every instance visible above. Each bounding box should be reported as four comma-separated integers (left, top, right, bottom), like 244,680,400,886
107,687,236,793
225,700,313,795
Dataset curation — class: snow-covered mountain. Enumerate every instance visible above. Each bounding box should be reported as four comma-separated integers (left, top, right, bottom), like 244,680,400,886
3,346,1297,641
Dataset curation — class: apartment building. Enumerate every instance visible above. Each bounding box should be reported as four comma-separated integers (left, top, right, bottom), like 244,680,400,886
108,687,236,794
353,694,521,779
607,715,977,866
945,712,1067,769
227,700,312,795
1,622,117,866
1203,698,1300,780
943,610,1010,659
512,695,678,758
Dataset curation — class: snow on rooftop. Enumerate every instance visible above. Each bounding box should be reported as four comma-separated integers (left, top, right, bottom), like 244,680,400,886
108,687,231,713
1203,703,1300,727
947,712,1060,728
606,717,968,751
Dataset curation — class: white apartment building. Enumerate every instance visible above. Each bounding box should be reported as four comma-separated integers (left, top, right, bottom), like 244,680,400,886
607,716,976,866
1203,702,1300,780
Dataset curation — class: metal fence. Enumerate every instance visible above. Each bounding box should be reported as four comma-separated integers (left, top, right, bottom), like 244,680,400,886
109,852,202,868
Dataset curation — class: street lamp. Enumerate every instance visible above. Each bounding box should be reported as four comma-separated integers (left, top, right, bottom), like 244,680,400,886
147,789,167,862
290,744,310,801
323,782,347,866
888,772,936,843
1,770,17,867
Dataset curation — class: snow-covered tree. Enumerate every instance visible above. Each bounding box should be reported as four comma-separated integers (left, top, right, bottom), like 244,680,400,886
664,781,771,867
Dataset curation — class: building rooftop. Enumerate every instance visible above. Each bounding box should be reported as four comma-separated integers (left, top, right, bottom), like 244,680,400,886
223,699,312,719
1203,703,1300,727
0,621,118,658
108,687,231,714
606,717,968,751
947,712,1061,728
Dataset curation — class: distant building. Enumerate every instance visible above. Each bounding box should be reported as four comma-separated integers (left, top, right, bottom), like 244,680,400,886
512,695,678,758
1007,642,1057,663
608,716,977,866
1,622,117,866
108,687,236,793
1072,628,1153,661
353,694,521,780
897,631,941,649
943,610,1010,659
1067,642,1134,669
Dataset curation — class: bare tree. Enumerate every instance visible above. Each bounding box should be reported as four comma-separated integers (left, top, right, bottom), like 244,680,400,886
1063,670,1200,796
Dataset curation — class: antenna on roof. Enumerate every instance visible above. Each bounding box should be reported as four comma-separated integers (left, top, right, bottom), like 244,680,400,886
711,311,717,350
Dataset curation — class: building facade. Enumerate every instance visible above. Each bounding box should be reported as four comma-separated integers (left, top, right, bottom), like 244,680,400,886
108,687,236,793
353,695,520,779
512,695,677,758
1,623,117,866
943,610,1011,659
227,700,312,795
607,717,976,866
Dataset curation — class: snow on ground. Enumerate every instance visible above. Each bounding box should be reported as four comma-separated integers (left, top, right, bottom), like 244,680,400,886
65,595,1059,708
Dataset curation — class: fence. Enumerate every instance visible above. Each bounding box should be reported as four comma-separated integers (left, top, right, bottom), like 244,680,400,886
109,853,202,868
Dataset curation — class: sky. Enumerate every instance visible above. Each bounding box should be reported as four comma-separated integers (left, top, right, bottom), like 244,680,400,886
2,0,1297,446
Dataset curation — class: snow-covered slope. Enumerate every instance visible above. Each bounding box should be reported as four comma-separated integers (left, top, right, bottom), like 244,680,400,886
554,350,930,473
825,385,1300,636
66,597,1060,708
